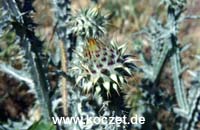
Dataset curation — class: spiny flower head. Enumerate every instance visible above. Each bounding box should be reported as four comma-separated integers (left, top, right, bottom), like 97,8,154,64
68,5,110,39
75,38,138,96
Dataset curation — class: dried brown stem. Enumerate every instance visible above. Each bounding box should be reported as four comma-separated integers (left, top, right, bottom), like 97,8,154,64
59,40,68,116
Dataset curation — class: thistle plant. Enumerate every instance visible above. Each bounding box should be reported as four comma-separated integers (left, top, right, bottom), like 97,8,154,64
132,0,200,129
1,0,52,123
51,3,118,129
1,0,200,130
181,69,200,130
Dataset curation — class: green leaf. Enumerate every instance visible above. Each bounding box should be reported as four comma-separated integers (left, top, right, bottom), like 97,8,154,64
28,120,56,130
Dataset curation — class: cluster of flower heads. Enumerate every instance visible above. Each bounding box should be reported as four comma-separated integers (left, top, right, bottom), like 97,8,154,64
70,5,138,96
74,38,137,96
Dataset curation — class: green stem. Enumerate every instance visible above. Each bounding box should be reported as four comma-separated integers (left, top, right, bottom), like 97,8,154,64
170,47,188,112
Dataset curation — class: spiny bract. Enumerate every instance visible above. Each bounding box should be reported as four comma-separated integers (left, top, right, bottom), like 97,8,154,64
74,38,137,96
68,5,110,39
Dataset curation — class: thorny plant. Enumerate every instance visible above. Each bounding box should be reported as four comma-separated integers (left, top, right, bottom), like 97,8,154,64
0,0,200,130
